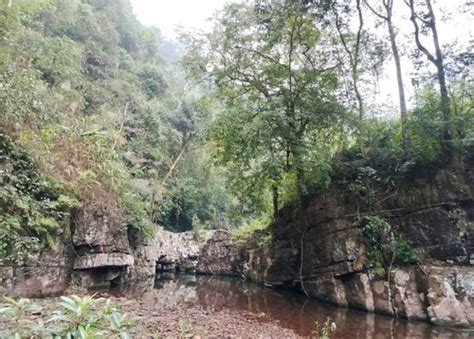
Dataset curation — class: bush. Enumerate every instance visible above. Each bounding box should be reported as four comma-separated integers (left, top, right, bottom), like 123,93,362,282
358,215,420,278
0,295,133,338
120,192,153,246
233,213,271,241
0,132,77,264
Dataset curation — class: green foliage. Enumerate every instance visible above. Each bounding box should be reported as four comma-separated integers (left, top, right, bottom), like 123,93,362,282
358,215,420,277
120,192,153,246
0,133,75,264
234,214,271,241
185,0,344,216
257,233,273,248
178,320,193,338
313,317,335,339
395,235,422,265
0,295,133,338
0,297,42,323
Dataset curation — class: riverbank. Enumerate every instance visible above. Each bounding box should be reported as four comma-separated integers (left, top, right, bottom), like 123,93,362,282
0,295,298,338
2,274,472,338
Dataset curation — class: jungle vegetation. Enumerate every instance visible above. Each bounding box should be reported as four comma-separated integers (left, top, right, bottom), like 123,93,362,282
0,0,472,262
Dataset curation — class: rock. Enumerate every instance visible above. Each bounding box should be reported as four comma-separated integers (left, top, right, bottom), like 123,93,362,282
196,230,242,276
370,280,394,316
74,253,134,269
132,178,153,197
398,208,469,263
74,267,125,288
125,228,214,282
344,273,375,312
0,236,73,297
305,276,348,306
390,268,426,320
72,198,131,255
425,265,474,327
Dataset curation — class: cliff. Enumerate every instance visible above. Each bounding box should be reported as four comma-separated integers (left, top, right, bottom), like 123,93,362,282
198,158,474,327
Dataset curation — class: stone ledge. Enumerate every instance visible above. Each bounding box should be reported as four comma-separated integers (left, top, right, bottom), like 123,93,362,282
74,253,134,269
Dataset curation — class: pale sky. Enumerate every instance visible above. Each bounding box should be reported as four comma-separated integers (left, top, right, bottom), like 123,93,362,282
130,0,229,39
130,0,472,113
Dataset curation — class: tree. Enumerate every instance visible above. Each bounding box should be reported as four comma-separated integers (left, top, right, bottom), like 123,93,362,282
330,0,365,119
364,0,410,151
184,0,343,218
404,0,452,153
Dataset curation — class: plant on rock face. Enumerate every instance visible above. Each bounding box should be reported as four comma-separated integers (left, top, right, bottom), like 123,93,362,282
257,233,273,248
394,235,421,265
358,214,420,277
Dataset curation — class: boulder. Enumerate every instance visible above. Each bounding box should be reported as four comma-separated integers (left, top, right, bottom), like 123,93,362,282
0,237,73,297
305,276,348,306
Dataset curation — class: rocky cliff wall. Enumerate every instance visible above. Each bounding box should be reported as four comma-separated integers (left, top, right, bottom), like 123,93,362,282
197,160,474,327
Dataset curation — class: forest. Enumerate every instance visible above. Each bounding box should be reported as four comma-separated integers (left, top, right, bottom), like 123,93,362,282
0,0,473,337
1,0,472,258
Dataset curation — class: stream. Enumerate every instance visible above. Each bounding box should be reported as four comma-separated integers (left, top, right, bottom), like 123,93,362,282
107,274,470,338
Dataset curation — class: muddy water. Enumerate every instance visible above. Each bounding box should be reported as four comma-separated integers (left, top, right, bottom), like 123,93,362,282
111,275,470,338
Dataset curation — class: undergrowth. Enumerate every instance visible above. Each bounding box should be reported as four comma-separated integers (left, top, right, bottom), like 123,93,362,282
358,215,421,278
233,214,271,242
0,132,78,265
0,295,133,338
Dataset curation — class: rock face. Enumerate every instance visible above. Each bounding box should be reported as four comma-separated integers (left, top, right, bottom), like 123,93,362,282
125,228,214,283
1,159,472,328
0,236,73,297
195,161,474,328
72,200,134,288
73,253,134,269
72,199,131,255
196,230,242,275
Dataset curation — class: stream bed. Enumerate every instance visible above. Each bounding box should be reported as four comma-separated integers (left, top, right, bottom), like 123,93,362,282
107,274,470,338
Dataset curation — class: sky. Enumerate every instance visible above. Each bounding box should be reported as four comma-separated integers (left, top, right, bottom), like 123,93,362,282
130,0,472,112
130,0,229,39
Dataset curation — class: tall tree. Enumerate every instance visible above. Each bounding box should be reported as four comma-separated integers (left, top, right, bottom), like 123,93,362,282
331,0,365,119
404,0,452,153
364,0,410,150
184,0,342,217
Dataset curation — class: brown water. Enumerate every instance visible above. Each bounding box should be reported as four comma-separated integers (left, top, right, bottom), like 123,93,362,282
112,274,472,338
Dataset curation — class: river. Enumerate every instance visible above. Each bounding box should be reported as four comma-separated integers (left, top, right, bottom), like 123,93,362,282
107,274,470,338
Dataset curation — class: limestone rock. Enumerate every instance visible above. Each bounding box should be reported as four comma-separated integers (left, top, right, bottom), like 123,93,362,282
196,230,242,276
74,253,134,269
344,273,375,312
0,237,73,297
305,277,348,307
72,200,130,255
425,265,474,327
390,268,426,320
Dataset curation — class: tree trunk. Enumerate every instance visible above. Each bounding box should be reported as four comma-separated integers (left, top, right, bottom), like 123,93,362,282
272,184,279,220
364,0,410,150
406,0,452,154
387,18,410,151
426,0,452,145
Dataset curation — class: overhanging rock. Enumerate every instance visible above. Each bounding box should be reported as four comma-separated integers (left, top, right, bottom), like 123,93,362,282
74,253,134,270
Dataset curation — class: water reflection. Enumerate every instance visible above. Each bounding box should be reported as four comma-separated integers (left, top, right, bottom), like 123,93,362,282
112,275,470,338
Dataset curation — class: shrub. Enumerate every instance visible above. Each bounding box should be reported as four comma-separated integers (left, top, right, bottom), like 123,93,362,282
0,295,133,338
0,132,77,264
358,215,421,278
